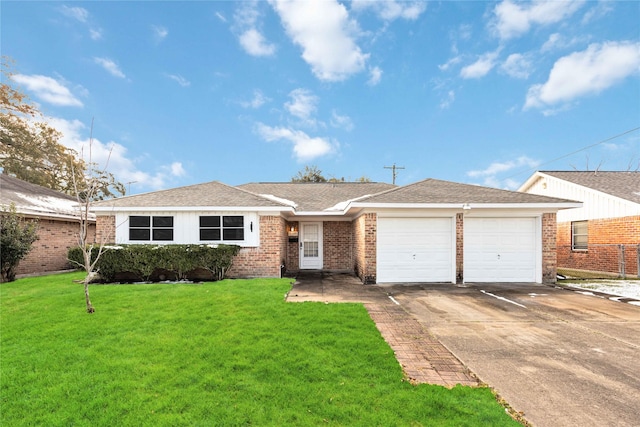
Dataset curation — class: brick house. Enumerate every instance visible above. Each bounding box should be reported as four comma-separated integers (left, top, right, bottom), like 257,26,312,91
519,171,640,277
91,178,579,284
0,174,95,276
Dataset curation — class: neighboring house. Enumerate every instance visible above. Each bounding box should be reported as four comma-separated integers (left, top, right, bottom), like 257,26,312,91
91,178,580,284
519,171,640,277
0,174,95,276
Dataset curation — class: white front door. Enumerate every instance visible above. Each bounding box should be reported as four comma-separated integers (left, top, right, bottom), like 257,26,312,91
300,222,323,269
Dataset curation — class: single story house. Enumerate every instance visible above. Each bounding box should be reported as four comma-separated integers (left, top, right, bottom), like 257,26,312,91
91,178,581,284
0,174,95,276
519,171,640,277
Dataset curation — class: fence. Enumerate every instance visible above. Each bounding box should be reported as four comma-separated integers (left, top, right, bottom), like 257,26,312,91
557,244,639,279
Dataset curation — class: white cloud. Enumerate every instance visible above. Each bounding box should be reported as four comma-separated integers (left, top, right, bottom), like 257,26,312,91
60,5,103,40
165,74,191,87
255,123,336,161
239,28,276,56
351,0,426,21
241,89,270,109
438,55,462,72
152,25,168,42
234,2,276,57
169,162,186,177
94,57,127,79
47,117,184,191
525,41,640,111
439,90,455,109
330,110,354,131
460,51,499,79
467,156,540,189
60,5,89,23
285,88,318,120
89,29,103,40
541,33,585,53
501,53,532,79
11,74,83,107
491,0,585,40
270,0,368,82
367,66,383,86
215,12,227,23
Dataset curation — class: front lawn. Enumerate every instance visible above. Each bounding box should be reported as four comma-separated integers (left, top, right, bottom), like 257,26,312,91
1,273,519,426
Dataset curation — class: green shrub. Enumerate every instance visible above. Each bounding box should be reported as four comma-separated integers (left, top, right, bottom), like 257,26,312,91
67,244,241,283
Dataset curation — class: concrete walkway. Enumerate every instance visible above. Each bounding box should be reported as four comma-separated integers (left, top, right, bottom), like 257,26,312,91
286,271,478,388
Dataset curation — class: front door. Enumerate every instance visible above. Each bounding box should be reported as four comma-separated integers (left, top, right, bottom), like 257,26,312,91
299,222,323,269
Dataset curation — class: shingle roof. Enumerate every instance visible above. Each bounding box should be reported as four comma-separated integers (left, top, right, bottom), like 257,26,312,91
92,181,290,209
540,171,640,204
0,174,82,219
358,178,577,204
237,182,397,212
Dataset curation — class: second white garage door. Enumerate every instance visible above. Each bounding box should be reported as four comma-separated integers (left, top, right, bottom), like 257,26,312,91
377,217,454,283
464,217,538,283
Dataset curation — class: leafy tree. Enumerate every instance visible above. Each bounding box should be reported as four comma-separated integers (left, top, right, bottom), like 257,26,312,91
0,57,125,200
291,165,327,182
0,203,39,282
292,165,372,183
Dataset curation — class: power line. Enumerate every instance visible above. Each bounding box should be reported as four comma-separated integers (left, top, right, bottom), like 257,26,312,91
505,126,640,181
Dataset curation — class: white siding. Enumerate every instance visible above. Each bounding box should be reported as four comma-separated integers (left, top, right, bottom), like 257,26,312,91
525,175,640,222
114,211,260,246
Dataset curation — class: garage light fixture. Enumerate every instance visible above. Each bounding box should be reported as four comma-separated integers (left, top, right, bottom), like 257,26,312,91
462,203,471,211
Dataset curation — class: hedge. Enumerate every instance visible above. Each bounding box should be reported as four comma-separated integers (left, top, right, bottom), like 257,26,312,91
68,244,241,283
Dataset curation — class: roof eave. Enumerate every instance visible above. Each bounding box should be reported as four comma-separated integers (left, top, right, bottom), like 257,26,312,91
92,206,293,213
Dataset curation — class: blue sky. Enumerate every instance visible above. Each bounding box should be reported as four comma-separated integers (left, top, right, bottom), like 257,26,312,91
3,0,639,194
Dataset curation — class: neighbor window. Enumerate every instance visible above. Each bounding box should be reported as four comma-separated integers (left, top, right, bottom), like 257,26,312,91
571,221,588,251
199,215,244,241
129,216,174,241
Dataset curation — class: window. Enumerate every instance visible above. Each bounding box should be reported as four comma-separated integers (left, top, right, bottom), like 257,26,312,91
200,215,244,241
129,216,174,241
571,221,588,251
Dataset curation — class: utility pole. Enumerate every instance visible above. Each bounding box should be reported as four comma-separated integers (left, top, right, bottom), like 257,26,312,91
384,163,405,185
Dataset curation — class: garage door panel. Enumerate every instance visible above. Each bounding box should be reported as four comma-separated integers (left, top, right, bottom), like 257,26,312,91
464,217,538,283
377,217,454,283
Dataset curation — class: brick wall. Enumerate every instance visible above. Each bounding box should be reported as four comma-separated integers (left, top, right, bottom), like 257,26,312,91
557,215,639,276
285,221,299,273
227,215,285,278
456,213,464,283
16,218,95,276
323,221,353,270
542,213,557,283
353,213,376,283
96,215,116,243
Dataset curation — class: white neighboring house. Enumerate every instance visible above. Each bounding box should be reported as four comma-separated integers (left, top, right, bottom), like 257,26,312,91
519,171,640,277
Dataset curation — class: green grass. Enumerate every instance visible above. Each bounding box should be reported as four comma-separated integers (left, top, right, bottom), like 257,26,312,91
1,273,519,426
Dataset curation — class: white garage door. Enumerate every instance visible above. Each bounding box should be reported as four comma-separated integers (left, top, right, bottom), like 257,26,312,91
377,217,454,283
464,217,538,283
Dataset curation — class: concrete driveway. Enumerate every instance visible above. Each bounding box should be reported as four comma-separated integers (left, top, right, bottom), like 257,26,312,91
381,282,640,427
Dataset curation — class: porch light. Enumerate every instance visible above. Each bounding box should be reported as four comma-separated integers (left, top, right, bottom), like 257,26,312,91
462,203,471,211
287,223,299,241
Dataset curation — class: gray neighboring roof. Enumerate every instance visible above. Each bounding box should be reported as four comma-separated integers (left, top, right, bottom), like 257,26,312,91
0,174,83,220
237,182,397,212
92,180,290,210
357,178,578,205
540,171,640,204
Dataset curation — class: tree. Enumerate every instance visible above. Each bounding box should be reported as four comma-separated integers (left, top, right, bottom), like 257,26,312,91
0,57,125,199
291,165,327,182
0,203,39,282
